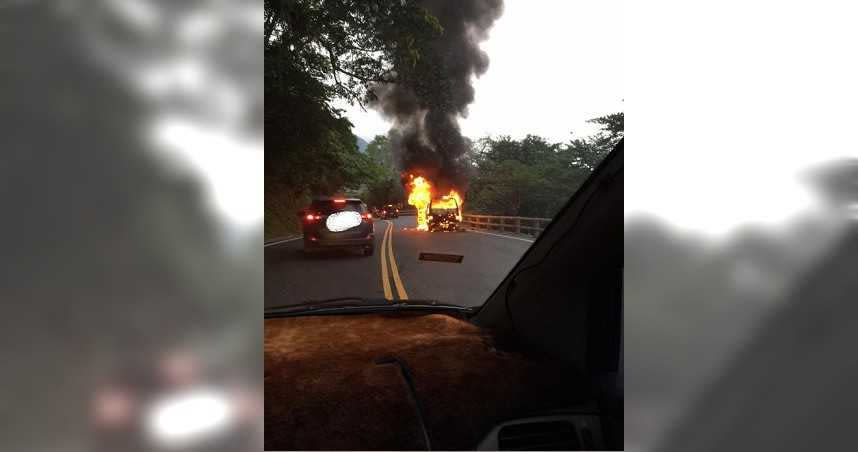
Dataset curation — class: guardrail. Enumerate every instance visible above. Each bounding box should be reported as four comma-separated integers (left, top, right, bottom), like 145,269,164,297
462,213,552,236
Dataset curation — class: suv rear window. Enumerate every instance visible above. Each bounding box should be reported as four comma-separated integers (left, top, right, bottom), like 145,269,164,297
310,200,365,215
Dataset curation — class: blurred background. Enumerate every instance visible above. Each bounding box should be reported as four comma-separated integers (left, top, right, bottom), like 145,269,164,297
625,1,858,451
2,1,262,450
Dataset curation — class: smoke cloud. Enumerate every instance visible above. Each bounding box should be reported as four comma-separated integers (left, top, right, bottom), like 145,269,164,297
371,0,504,193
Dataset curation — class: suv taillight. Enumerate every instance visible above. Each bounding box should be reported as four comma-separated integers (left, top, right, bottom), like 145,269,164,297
305,213,321,222
362,213,372,220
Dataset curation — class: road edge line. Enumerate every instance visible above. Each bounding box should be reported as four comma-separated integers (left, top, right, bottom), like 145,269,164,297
467,229,535,243
386,221,409,300
264,236,303,247
379,222,393,300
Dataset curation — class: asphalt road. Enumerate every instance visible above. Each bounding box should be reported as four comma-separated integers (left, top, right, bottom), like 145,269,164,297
265,216,534,308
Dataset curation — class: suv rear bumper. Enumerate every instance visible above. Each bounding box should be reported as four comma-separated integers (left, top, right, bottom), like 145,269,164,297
305,234,374,249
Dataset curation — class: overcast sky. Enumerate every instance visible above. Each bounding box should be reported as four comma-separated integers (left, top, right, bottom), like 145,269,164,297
337,0,623,144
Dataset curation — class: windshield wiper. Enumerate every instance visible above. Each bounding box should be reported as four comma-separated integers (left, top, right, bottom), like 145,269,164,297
264,297,475,319
266,296,385,311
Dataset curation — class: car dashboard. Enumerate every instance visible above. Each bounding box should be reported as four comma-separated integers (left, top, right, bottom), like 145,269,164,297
264,312,606,450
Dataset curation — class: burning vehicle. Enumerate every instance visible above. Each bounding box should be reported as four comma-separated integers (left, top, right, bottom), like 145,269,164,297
407,175,464,231
427,196,462,232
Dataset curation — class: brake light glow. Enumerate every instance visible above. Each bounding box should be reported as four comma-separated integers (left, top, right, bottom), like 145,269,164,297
305,214,321,221
333,199,346,203
305,214,314,221
363,213,372,219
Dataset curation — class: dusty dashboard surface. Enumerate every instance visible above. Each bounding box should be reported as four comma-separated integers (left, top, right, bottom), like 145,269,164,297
264,312,587,450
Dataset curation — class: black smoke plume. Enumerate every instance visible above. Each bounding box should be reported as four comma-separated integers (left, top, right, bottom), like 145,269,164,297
371,0,504,193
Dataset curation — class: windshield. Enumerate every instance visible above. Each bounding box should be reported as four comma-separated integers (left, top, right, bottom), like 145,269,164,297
264,1,622,311
265,125,618,310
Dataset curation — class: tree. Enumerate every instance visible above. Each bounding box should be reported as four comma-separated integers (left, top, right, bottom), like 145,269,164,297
588,112,624,141
566,111,624,171
265,0,441,107
365,135,394,171
467,135,574,217
360,135,406,207
466,113,623,219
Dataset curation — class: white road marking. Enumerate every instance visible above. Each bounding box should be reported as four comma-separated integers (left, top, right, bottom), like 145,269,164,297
264,236,303,247
467,229,535,243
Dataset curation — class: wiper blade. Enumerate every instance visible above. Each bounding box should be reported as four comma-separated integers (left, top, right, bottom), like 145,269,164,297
264,298,475,318
266,296,384,311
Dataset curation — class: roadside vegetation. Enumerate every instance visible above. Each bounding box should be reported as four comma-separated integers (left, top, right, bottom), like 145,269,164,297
465,114,622,218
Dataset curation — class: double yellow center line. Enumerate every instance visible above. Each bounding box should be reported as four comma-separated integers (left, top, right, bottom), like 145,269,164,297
379,220,408,300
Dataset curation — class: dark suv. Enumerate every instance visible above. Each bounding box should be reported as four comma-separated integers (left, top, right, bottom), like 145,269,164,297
300,198,374,256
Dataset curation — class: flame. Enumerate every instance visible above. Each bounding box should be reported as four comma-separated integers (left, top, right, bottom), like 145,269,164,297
407,176,432,231
407,176,464,230
431,190,464,221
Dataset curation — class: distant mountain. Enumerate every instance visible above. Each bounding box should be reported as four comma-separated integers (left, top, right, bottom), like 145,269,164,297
355,135,369,153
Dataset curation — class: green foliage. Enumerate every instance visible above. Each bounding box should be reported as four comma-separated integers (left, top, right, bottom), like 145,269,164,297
588,112,624,140
365,135,394,172
360,135,406,207
265,0,441,107
467,113,623,218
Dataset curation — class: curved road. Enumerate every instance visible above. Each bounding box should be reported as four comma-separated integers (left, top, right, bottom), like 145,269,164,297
265,216,534,308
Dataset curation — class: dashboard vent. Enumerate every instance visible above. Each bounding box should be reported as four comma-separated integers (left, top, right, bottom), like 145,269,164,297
497,420,581,450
